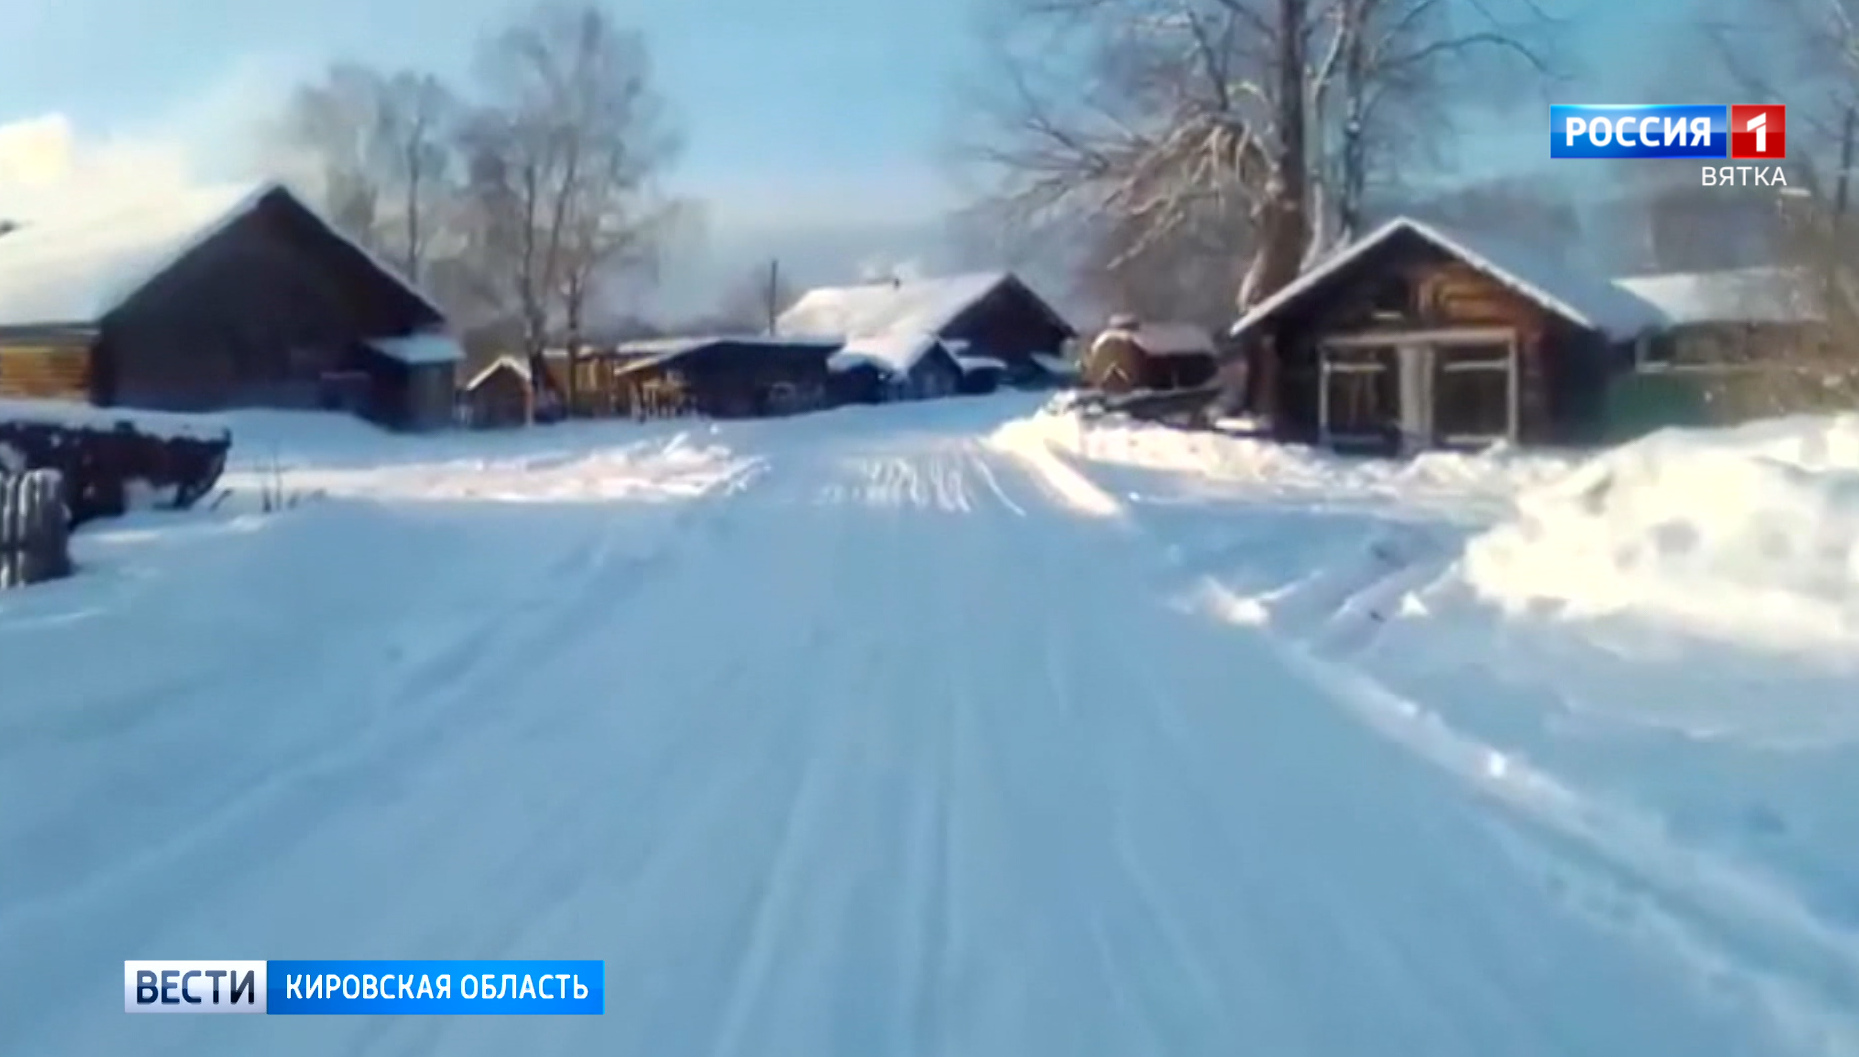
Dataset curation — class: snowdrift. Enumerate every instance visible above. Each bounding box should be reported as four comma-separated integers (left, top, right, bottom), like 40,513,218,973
1462,413,1859,653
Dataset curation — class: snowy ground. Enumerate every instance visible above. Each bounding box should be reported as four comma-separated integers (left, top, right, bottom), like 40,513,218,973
3,394,1858,1055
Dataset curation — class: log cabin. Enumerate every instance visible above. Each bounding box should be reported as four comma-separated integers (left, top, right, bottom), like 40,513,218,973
776,271,1076,390
0,181,460,431
1229,217,1665,453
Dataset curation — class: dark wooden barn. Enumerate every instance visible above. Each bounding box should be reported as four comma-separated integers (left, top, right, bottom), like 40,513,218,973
463,355,534,428
0,181,460,431
1084,318,1220,394
777,271,1077,390
1229,217,1663,453
610,337,839,418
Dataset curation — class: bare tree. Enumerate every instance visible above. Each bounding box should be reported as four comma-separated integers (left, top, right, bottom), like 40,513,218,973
276,65,462,283
278,64,393,250
377,73,461,284
964,0,1557,311
458,2,685,407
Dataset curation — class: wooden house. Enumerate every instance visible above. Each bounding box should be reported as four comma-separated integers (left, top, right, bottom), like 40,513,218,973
608,337,839,418
462,355,534,428
1228,217,1663,453
0,181,460,431
1084,318,1220,393
1605,265,1822,435
776,271,1076,391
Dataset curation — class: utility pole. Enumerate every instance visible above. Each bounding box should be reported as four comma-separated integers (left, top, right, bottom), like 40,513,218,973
1837,105,1856,224
764,259,780,334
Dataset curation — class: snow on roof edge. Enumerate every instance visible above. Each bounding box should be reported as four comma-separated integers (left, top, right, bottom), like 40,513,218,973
1228,217,1661,341
465,354,531,390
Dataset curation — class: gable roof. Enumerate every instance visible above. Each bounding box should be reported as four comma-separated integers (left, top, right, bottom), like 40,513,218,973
0,180,442,328
1613,265,1818,325
778,271,1074,345
465,354,531,390
1228,216,1664,342
777,271,1009,340
828,331,947,374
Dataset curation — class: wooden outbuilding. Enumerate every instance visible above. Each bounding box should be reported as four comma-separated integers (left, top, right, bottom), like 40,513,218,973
1229,216,1663,453
610,337,839,418
0,181,461,431
1085,318,1220,393
462,355,534,428
777,271,1076,390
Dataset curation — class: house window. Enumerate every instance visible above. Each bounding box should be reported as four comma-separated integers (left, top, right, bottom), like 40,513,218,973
1320,345,1397,440
1433,343,1514,442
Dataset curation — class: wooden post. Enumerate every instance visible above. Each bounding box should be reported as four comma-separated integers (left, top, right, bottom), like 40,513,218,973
0,470,71,589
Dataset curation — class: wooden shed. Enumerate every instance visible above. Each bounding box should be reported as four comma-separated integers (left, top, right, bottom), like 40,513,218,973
1085,318,1220,393
1229,217,1663,453
777,271,1076,389
610,337,839,418
0,181,460,431
463,355,534,428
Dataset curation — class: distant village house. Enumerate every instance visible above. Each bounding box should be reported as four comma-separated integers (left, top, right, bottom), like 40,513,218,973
776,271,1076,399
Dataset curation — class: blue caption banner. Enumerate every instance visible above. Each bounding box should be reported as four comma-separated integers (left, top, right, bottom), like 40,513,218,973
267,960,604,1015
1550,104,1727,158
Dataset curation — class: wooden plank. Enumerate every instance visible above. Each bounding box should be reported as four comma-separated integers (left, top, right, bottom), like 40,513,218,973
0,345,91,400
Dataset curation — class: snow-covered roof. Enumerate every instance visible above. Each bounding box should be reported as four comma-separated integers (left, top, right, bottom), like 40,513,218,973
1612,265,1817,325
956,354,1007,373
777,272,1013,342
464,354,531,390
0,180,443,328
1229,216,1665,341
1094,322,1216,357
369,332,464,366
827,332,941,374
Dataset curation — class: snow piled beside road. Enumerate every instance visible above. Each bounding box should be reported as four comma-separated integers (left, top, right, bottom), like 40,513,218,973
1028,401,1859,1052
1462,414,1859,654
1000,400,1578,518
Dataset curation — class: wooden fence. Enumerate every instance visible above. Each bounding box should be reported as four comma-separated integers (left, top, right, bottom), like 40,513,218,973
0,470,71,589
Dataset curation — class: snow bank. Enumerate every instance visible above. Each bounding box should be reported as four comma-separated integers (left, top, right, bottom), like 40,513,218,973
1462,414,1859,653
1005,401,1578,512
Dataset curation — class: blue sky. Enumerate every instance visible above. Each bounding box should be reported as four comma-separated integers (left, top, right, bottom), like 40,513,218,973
1,0,979,230
0,0,1734,315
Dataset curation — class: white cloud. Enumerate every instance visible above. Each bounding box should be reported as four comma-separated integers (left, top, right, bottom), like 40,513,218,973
0,54,304,221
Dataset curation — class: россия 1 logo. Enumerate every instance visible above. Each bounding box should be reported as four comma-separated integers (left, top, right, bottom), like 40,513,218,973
1550,104,1786,159
1550,103,1787,185
1729,104,1786,159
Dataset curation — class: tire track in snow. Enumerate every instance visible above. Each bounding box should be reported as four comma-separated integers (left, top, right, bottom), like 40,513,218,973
0,462,767,969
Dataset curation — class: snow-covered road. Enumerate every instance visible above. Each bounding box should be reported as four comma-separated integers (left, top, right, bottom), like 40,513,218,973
1,403,1848,1054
